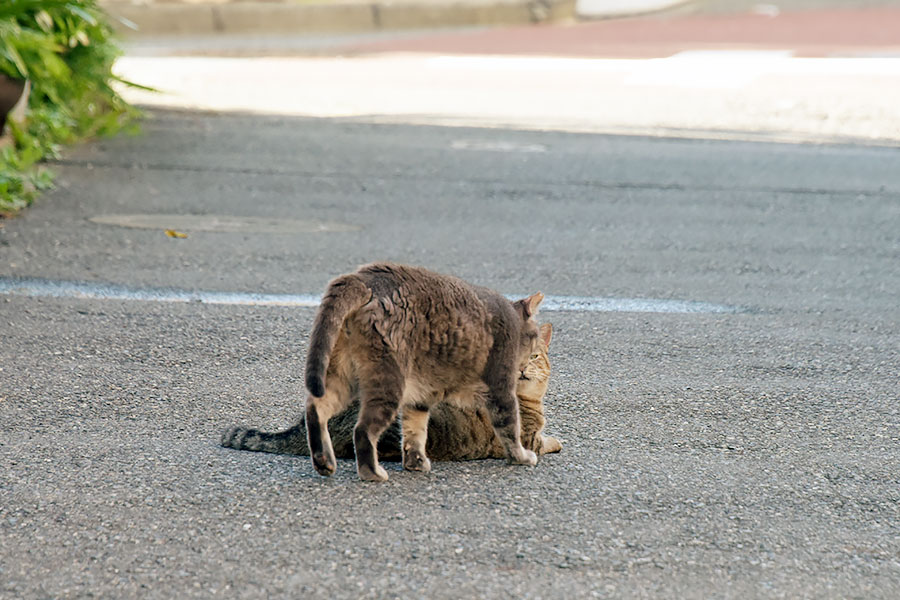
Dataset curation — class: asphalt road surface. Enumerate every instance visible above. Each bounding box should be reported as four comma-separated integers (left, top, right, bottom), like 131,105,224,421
2,105,898,598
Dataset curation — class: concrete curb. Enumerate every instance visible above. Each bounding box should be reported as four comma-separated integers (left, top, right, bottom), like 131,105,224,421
577,0,691,19
101,0,579,36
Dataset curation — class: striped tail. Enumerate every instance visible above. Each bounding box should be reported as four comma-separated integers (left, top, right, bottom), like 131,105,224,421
304,274,371,397
220,405,403,460
220,423,309,455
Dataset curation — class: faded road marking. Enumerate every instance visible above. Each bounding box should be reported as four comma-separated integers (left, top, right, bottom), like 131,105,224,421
450,140,547,153
90,214,361,234
0,277,744,314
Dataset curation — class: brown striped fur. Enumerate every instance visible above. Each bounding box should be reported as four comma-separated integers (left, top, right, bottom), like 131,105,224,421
249,263,545,481
221,323,560,461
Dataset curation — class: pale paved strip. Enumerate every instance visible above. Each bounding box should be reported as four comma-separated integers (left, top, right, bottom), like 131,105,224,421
0,276,743,313
114,54,900,145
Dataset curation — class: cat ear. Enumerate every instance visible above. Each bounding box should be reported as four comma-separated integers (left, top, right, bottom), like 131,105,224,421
539,322,552,347
516,292,544,320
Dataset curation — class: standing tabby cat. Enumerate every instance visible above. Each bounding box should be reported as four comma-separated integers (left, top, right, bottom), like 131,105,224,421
303,262,544,481
221,322,561,461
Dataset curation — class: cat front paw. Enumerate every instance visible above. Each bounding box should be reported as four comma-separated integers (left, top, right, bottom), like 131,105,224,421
358,462,389,482
402,447,432,473
509,447,538,466
312,451,336,476
540,435,562,454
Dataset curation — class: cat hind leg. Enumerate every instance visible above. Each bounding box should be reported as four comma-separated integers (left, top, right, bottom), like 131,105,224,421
354,396,399,482
354,357,404,482
306,395,339,476
305,355,354,477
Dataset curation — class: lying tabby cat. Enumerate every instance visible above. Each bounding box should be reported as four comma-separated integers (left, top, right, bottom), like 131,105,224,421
221,322,561,461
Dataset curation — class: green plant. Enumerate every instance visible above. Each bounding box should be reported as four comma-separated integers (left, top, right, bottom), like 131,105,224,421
1,0,140,215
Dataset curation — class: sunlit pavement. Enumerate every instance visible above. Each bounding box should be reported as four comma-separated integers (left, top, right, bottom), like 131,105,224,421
116,51,900,146
116,7,900,145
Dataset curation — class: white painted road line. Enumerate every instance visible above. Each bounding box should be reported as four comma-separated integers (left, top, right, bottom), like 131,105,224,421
450,140,548,153
0,277,321,307
0,277,743,314
89,214,361,234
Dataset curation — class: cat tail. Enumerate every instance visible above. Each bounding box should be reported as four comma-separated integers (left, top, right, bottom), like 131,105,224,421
221,422,310,455
305,274,371,398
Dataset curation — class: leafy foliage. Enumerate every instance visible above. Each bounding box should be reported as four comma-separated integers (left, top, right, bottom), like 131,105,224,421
1,0,139,214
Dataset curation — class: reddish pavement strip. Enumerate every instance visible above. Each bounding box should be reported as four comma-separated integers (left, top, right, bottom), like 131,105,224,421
346,7,900,58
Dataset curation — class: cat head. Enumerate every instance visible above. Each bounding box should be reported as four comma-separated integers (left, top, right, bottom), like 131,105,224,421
517,322,552,400
513,292,544,370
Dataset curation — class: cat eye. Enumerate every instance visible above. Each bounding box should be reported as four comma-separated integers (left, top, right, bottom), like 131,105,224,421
530,353,539,360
